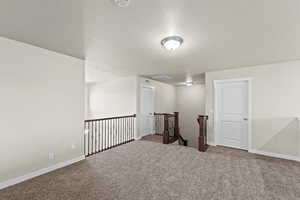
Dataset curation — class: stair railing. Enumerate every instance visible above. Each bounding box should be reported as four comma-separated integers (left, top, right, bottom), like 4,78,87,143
84,114,136,156
155,112,187,146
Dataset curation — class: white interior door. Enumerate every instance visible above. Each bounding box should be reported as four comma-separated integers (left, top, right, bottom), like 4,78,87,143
216,80,249,150
141,86,154,137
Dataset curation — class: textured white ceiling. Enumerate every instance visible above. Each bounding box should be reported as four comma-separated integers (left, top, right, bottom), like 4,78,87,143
144,73,205,86
1,0,300,83
0,0,84,59
85,0,300,83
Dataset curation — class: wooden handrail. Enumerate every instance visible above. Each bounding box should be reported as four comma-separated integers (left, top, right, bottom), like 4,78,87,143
154,112,169,115
161,112,187,145
154,112,175,117
154,112,188,146
178,134,188,146
164,112,178,144
85,114,136,122
197,115,209,152
84,114,136,156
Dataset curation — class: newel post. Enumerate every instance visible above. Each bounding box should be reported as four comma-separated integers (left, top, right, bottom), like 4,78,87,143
197,115,208,152
163,115,169,144
174,112,179,139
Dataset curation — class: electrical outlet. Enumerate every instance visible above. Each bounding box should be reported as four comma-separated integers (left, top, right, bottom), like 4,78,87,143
48,152,55,160
71,144,76,149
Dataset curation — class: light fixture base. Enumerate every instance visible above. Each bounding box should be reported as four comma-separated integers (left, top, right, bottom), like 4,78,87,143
161,36,184,51
114,0,130,7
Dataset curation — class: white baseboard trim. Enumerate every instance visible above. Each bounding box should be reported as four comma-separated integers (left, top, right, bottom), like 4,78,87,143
0,155,85,190
207,142,216,146
135,136,142,140
249,149,300,162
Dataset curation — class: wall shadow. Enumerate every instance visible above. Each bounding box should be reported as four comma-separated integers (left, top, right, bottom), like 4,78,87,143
254,118,299,157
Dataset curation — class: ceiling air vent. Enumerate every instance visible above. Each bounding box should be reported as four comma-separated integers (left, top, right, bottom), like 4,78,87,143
152,75,173,81
114,0,130,7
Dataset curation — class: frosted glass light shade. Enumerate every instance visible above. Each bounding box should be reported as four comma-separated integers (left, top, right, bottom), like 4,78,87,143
161,36,183,51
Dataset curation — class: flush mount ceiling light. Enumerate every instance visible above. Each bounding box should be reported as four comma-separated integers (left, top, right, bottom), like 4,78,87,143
114,0,130,7
185,81,193,86
161,36,183,51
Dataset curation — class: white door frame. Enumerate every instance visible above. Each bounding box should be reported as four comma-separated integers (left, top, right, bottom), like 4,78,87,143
213,78,252,151
140,85,155,137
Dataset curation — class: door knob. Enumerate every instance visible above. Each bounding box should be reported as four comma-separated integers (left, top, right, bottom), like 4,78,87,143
243,118,248,121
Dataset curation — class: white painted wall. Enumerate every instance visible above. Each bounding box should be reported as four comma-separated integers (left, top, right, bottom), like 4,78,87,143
0,37,84,183
87,76,137,119
86,76,175,140
137,77,176,113
84,84,89,120
205,61,300,157
175,84,206,148
137,77,176,138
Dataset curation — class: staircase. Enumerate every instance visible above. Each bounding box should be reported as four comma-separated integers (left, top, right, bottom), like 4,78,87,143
154,112,188,146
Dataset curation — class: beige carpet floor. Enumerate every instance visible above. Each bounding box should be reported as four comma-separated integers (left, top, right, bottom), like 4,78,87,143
141,134,163,143
0,140,300,200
